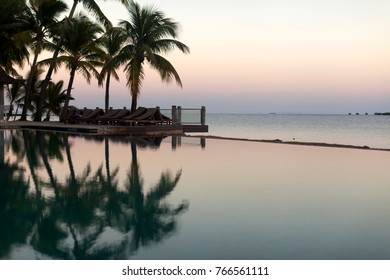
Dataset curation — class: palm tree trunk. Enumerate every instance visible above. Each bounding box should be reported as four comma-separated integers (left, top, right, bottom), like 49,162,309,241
6,102,13,121
20,49,39,121
131,92,137,113
105,73,111,112
34,0,79,122
0,85,4,122
44,109,52,121
60,66,77,120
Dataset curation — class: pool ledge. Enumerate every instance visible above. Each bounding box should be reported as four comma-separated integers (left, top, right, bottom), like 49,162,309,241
0,121,208,136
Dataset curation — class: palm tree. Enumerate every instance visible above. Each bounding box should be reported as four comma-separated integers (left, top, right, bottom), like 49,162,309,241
97,27,126,112
43,80,69,121
5,81,25,121
0,0,29,121
118,1,190,112
19,0,68,121
0,0,30,74
34,0,130,121
41,14,103,120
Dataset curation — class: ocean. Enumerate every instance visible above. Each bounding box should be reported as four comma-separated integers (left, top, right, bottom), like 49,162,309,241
204,114,390,149
23,112,390,149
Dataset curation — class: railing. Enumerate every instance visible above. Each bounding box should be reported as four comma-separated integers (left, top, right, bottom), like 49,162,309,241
0,105,10,122
161,106,206,125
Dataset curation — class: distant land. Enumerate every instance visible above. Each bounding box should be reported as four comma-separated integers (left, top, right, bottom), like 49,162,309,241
374,112,390,115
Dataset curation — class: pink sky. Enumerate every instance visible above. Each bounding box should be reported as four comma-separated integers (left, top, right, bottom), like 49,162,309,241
53,0,390,113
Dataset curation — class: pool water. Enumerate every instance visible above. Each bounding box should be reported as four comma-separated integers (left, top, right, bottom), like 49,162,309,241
1,130,390,259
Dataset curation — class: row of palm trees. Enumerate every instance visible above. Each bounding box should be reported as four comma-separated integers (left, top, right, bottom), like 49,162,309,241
1,0,189,121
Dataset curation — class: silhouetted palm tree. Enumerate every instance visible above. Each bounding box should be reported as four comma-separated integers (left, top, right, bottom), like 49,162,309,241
117,1,190,112
34,0,130,121
5,81,25,121
43,80,69,121
40,14,103,120
0,0,30,74
19,0,68,121
97,27,126,112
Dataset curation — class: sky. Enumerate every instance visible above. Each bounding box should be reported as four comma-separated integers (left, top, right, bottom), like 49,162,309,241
55,0,390,114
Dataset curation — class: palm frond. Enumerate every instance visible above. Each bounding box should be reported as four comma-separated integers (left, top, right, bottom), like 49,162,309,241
148,54,182,87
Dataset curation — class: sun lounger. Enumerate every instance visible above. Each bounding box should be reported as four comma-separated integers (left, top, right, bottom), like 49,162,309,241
64,108,104,124
116,107,171,126
88,109,130,124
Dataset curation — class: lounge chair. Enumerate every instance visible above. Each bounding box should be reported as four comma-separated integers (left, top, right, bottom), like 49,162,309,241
65,108,104,124
117,107,171,126
119,107,148,120
89,108,130,124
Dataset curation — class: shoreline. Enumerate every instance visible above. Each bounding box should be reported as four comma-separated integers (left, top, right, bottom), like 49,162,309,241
187,134,390,152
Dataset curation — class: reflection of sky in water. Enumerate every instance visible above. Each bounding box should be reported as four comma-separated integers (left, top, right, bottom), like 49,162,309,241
135,138,390,260
2,131,390,259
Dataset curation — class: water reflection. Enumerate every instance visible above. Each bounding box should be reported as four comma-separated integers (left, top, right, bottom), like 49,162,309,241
0,130,188,259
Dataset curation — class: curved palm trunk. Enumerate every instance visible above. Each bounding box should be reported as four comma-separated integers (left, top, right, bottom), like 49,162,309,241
44,109,52,121
20,50,39,121
6,99,13,121
60,66,77,120
34,0,79,122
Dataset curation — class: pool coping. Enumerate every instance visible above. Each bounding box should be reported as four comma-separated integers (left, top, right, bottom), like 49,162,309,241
0,121,208,136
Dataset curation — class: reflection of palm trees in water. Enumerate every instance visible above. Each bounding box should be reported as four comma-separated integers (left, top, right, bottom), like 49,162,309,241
126,141,188,255
0,130,37,258
1,131,188,259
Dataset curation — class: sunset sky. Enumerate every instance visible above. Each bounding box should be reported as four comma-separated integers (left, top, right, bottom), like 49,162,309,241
57,0,390,113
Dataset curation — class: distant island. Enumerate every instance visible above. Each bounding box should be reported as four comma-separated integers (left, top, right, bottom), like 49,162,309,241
374,112,390,115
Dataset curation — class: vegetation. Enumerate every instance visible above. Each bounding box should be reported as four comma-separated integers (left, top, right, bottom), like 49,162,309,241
0,0,189,121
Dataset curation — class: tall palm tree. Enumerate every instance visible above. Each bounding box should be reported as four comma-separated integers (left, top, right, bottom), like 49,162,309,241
97,27,126,112
118,1,190,112
41,14,103,120
19,0,68,121
34,0,130,121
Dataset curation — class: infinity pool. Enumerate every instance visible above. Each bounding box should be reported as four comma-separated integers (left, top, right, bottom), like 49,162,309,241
1,130,390,259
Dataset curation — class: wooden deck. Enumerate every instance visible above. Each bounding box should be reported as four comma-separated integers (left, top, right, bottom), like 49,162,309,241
0,121,208,135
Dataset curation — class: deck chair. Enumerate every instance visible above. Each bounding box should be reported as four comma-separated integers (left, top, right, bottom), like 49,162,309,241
117,107,171,125
67,108,104,124
89,109,130,124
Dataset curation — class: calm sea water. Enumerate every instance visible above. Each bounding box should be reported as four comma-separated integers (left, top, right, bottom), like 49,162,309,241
204,114,390,149
34,112,390,149
1,130,390,260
